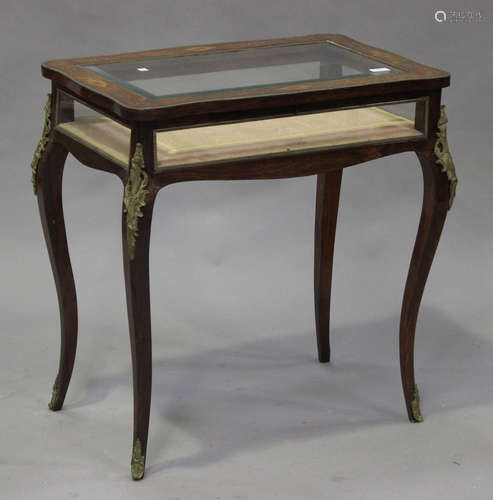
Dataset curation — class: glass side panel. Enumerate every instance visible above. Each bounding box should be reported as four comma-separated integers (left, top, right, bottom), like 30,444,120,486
56,91,130,166
84,42,400,99
55,91,425,171
154,100,423,168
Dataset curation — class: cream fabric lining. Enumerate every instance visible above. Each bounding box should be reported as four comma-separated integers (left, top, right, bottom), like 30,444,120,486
57,107,421,168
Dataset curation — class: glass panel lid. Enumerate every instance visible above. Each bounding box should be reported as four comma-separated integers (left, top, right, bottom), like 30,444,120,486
84,41,400,99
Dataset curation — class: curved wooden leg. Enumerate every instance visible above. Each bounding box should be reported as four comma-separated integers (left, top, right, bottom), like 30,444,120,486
314,169,342,363
122,159,157,480
36,140,77,411
400,151,451,422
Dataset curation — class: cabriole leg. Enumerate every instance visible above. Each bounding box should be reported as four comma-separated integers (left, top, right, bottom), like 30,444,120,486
400,108,457,422
122,143,157,480
314,169,343,363
36,137,78,411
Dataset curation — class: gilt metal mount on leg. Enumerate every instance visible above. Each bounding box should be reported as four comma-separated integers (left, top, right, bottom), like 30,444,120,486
434,105,458,210
124,143,149,260
31,94,53,195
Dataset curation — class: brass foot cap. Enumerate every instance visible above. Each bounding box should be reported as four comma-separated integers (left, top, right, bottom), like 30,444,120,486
410,384,424,423
48,400,62,411
131,438,146,480
131,467,145,481
48,376,61,411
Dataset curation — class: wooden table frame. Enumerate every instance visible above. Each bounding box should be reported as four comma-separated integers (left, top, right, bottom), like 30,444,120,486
32,34,457,480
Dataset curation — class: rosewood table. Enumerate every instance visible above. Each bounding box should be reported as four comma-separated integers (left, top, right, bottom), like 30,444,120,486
32,34,457,480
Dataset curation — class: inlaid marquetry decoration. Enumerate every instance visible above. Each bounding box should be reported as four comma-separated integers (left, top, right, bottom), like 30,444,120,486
410,384,423,422
31,94,53,195
434,105,458,209
124,143,149,260
131,438,145,480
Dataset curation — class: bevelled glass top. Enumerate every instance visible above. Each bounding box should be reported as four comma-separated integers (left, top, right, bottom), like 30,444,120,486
85,42,400,99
